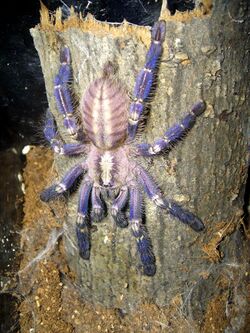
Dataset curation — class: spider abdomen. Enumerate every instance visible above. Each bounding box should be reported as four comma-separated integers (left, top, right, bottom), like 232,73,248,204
81,78,129,150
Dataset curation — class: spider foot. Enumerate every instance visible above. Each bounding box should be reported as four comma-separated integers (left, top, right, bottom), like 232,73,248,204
60,46,70,65
167,200,205,232
91,208,106,223
112,211,128,228
191,100,206,116
142,263,156,277
138,238,156,276
151,20,166,44
40,184,64,202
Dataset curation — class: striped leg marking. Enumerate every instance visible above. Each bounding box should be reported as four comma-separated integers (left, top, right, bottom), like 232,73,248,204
44,110,85,155
129,187,156,276
128,21,166,140
91,186,106,222
76,181,92,260
54,47,80,138
40,163,85,202
111,187,129,228
137,101,206,156
137,166,204,232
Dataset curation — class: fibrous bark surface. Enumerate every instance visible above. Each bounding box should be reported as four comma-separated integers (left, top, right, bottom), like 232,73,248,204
30,1,249,324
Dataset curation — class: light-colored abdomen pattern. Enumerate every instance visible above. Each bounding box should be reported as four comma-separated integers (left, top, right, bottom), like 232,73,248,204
81,78,129,150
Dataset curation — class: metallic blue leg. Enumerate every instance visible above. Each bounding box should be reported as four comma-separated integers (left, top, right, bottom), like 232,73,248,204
76,181,92,260
137,166,205,232
137,101,206,156
111,187,129,228
40,163,86,202
129,187,156,276
162,200,204,232
137,101,206,157
128,21,166,140
44,110,85,155
54,47,80,138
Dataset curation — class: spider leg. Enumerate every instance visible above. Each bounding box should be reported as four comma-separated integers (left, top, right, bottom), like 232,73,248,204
129,187,156,276
40,163,86,202
111,186,129,228
128,21,166,140
44,110,86,155
54,46,82,140
137,166,205,232
137,101,206,157
91,186,106,222
137,101,206,156
76,181,92,260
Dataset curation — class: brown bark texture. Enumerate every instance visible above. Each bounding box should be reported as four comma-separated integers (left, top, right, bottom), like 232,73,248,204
30,0,249,322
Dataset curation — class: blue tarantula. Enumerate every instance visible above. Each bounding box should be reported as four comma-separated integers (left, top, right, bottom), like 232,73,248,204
41,21,205,276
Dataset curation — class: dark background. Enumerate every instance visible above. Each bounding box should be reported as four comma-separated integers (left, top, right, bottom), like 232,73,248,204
0,0,43,151
0,1,200,332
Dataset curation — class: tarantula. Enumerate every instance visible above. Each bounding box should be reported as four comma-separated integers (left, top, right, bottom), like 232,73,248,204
41,20,205,276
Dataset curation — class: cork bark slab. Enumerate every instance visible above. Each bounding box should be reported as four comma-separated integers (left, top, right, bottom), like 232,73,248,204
30,1,249,312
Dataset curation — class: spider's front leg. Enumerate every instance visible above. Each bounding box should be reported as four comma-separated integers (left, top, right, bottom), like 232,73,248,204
44,110,86,156
128,21,166,140
54,46,82,140
137,101,206,156
137,166,205,232
129,187,156,276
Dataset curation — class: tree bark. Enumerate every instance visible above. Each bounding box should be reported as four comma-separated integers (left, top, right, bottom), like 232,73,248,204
31,0,249,324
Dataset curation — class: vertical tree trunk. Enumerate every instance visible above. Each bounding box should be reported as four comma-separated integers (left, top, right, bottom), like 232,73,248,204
31,0,249,324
